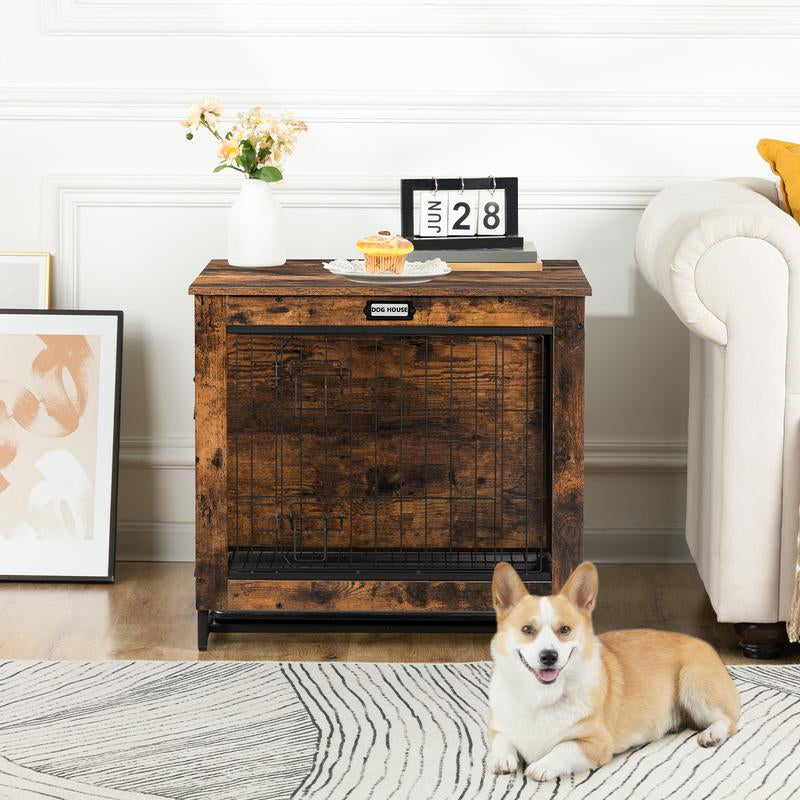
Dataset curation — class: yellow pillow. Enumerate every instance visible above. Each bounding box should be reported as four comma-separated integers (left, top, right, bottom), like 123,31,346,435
758,138,800,223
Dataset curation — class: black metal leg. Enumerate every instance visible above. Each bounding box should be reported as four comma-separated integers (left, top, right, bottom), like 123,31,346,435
198,610,210,651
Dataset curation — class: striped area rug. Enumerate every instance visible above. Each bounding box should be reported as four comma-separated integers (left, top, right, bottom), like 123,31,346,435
0,660,798,799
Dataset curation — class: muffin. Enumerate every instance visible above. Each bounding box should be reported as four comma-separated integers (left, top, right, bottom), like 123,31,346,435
356,230,414,274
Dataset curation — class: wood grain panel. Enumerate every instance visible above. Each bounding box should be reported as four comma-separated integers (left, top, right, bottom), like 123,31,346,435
550,297,585,590
226,295,554,327
190,260,592,298
227,578,549,612
194,296,228,610
224,333,546,413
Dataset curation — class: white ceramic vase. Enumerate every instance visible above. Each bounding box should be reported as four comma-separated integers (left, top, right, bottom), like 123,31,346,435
227,179,286,267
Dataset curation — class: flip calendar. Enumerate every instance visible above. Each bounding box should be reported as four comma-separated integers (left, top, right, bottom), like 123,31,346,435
401,177,522,250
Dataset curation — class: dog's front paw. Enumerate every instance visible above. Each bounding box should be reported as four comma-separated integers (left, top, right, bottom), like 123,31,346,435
488,751,519,774
525,756,565,782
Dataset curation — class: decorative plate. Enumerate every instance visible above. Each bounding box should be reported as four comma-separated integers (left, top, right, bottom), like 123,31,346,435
323,258,451,285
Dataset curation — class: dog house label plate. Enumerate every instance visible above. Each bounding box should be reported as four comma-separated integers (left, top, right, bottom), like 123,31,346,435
364,300,416,320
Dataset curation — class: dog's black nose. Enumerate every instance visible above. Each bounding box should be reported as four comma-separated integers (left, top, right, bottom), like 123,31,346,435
539,649,558,667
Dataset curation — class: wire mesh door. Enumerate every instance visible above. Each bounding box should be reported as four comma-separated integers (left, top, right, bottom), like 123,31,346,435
226,328,551,580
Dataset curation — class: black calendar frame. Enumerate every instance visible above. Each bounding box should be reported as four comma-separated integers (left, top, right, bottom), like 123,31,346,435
400,177,523,250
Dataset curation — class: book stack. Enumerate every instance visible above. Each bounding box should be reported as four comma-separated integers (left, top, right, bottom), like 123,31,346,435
407,243,541,272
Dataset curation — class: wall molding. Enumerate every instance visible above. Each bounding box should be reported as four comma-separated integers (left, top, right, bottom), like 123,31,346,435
45,171,685,307
7,87,800,125
39,0,800,38
119,436,196,471
584,440,687,472
119,435,687,473
583,527,690,563
116,520,690,563
116,520,195,562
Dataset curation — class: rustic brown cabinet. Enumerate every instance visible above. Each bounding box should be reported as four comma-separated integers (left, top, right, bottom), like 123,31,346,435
190,260,591,649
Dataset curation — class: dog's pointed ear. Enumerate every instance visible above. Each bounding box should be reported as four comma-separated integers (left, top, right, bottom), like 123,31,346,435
492,562,528,617
560,562,599,614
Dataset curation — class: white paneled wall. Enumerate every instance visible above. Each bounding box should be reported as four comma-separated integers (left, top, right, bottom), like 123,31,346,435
2,1,793,561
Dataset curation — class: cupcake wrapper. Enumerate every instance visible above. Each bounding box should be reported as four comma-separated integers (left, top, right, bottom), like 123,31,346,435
364,254,406,274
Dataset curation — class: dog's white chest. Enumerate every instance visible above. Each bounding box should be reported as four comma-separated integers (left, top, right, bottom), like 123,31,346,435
489,672,590,763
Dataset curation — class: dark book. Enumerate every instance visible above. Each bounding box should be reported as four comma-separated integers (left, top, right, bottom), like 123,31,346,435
407,243,538,263
448,261,542,272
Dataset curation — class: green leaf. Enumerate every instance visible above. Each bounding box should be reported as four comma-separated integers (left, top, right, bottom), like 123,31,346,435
225,131,232,140
213,163,228,173
255,166,283,183
185,132,193,140
239,140,256,173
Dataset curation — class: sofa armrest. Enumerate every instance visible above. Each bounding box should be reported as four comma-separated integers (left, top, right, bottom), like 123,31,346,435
635,179,799,346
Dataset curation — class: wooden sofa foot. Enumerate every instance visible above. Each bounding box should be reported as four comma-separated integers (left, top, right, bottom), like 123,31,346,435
734,622,794,659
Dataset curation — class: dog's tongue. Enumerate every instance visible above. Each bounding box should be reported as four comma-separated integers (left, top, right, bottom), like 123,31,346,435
535,668,559,684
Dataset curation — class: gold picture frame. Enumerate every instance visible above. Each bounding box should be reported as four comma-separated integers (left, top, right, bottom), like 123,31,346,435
0,252,51,310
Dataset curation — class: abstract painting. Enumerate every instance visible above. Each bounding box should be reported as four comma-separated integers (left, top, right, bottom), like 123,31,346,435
0,311,122,580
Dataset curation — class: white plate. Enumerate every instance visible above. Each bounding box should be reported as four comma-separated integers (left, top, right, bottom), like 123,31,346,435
323,258,451,285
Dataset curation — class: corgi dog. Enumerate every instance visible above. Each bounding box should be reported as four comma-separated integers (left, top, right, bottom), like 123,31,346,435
488,561,740,782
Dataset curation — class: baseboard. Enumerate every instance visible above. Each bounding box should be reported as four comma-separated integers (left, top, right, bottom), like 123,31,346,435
115,521,690,565
584,528,690,564
115,521,195,562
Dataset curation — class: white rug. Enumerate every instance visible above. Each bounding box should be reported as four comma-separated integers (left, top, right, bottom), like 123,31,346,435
0,660,798,799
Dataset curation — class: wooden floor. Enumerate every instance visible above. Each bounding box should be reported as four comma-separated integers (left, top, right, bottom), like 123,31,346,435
1,562,798,664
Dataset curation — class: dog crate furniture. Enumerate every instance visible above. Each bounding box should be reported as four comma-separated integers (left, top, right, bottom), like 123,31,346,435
189,259,591,649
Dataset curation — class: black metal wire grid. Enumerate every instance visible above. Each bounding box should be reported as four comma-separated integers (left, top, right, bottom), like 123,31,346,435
227,328,551,580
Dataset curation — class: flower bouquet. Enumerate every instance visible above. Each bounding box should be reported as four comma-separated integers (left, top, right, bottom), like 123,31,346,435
182,98,308,266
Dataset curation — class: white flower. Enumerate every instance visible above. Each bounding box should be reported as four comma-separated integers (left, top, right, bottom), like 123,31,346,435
217,127,243,163
217,139,239,163
180,98,222,131
263,114,307,163
199,97,222,118
182,98,306,176
237,105,264,130
254,121,272,140
180,102,203,130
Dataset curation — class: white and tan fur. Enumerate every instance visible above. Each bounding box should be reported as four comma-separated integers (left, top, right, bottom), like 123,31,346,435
488,561,740,781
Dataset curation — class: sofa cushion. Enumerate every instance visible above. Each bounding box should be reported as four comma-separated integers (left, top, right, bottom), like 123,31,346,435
758,139,800,223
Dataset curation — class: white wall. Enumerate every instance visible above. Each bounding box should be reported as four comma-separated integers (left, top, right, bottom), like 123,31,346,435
2,1,794,562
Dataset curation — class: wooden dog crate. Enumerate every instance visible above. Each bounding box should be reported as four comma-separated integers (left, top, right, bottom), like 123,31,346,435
190,260,590,649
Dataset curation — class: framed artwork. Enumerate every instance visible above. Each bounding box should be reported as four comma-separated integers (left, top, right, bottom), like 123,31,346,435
0,253,51,309
0,310,123,581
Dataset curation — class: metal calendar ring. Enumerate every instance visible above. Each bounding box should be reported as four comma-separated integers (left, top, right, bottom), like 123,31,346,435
489,175,496,196
432,177,438,195
459,176,465,194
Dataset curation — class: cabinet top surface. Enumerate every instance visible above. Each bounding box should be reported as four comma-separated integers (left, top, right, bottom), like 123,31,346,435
189,259,591,297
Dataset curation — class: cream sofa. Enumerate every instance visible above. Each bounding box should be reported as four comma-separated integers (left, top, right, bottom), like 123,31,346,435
635,178,800,658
